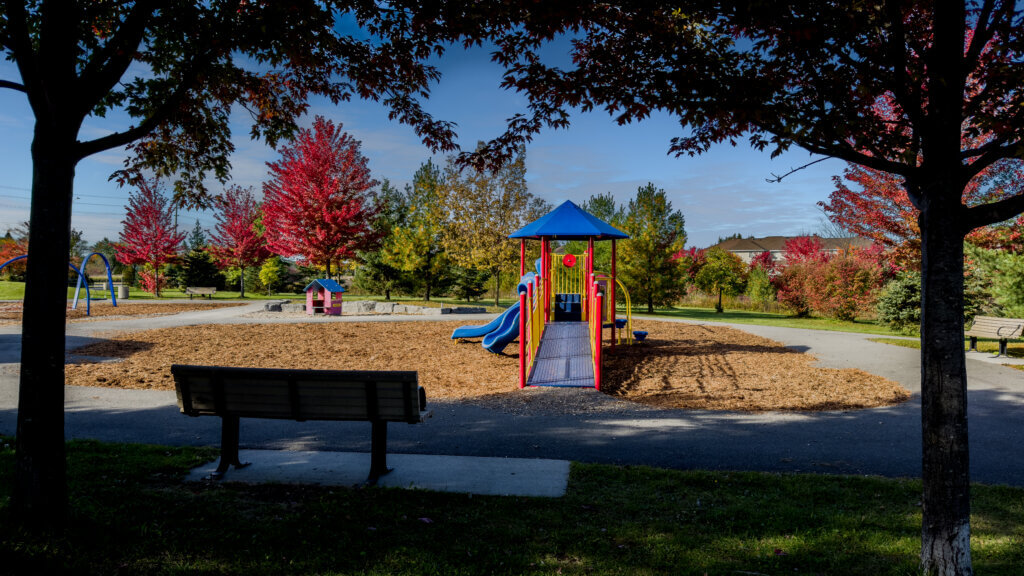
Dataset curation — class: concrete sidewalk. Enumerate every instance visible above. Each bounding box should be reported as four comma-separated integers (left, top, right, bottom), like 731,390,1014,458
186,450,571,497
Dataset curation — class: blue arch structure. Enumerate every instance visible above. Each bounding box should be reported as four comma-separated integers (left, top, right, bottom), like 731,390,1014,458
72,252,118,311
0,254,112,316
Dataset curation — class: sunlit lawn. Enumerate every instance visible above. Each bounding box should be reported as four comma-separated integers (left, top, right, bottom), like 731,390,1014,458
871,336,1024,370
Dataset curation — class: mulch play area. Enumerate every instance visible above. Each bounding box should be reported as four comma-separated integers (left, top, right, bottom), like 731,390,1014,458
0,301,244,325
65,319,910,413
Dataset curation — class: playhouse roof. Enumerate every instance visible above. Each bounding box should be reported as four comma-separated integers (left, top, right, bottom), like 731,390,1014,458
304,278,347,293
509,200,629,240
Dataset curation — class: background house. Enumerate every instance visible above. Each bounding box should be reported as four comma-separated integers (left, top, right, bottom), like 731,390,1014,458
711,235,872,264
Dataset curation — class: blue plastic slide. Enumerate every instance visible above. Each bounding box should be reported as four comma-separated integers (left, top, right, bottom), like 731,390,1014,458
451,302,520,340
482,303,520,353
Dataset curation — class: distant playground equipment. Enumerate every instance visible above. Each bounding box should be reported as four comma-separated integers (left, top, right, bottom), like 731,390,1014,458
0,253,115,316
451,200,636,390
304,278,346,315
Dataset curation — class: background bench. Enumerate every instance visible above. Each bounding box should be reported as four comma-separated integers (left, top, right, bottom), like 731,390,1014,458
171,365,429,484
185,286,216,299
965,315,1024,357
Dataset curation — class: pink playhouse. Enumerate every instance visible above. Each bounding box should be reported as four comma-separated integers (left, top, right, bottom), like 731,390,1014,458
304,278,345,315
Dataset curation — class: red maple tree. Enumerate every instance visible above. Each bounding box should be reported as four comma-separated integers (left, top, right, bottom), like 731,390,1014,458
822,160,1024,266
209,185,270,297
262,117,380,276
115,180,185,297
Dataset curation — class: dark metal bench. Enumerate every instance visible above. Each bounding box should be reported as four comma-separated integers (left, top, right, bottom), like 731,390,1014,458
965,315,1024,358
184,286,216,299
171,365,429,484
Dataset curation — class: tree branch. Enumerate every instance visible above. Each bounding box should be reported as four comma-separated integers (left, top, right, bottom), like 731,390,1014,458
3,0,39,100
765,156,833,183
963,192,1024,232
77,0,159,115
0,79,26,92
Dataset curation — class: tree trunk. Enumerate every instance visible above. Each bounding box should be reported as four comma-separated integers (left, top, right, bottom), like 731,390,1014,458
13,130,77,527
494,268,500,308
647,296,653,314
326,261,332,278
239,266,246,298
716,288,723,313
918,197,972,575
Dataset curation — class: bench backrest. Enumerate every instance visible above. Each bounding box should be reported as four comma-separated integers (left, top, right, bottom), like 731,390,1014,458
185,287,216,293
171,364,425,423
967,316,1024,339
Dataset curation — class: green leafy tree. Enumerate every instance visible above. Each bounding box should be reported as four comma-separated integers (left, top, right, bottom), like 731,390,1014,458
618,183,687,313
694,248,747,313
965,244,1024,317
877,271,924,335
439,146,548,306
259,256,289,295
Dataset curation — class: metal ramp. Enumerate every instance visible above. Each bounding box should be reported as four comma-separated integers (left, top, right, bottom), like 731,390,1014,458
526,322,594,387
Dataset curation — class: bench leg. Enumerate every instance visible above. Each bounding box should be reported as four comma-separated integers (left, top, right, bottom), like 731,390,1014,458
968,336,978,352
996,339,1008,358
212,414,250,479
366,420,393,485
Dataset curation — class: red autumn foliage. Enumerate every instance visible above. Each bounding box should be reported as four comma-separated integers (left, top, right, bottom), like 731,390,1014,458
209,185,270,296
262,116,380,275
115,180,185,297
674,246,706,281
749,250,777,276
805,248,887,322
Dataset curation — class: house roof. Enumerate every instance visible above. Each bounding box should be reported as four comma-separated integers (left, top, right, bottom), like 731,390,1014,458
304,279,347,293
509,200,629,240
712,235,872,252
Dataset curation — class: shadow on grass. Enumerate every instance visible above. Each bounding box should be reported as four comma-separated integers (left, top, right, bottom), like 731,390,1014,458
1,440,1022,575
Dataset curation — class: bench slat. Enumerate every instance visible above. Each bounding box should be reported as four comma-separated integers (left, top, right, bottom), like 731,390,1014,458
171,365,423,423
966,315,1024,339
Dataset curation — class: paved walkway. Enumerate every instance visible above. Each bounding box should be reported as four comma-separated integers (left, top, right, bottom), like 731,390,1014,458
1,303,1023,491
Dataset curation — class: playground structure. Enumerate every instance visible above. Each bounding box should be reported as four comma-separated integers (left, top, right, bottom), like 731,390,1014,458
451,200,634,389
304,278,346,315
0,252,116,316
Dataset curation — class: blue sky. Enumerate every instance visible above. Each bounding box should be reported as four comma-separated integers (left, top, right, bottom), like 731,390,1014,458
0,45,847,249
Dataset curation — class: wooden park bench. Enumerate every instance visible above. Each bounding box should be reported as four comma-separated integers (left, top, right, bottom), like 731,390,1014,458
171,365,429,484
184,286,216,299
965,315,1024,358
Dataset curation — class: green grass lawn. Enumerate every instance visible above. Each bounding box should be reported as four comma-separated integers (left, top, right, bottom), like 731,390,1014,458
637,305,904,336
1,439,1022,575
871,336,1024,370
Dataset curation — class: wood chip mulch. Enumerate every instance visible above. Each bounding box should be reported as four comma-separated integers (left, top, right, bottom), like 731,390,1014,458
64,319,910,413
0,301,244,325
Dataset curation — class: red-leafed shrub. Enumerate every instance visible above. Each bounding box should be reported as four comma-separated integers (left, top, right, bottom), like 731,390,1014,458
806,250,885,321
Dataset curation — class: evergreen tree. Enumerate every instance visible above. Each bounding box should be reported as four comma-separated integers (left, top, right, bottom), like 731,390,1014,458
186,219,207,252
618,183,687,313
563,192,623,273
384,161,450,301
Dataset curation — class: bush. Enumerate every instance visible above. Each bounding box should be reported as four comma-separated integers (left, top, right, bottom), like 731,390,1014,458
876,271,920,334
775,263,813,317
745,266,776,311
806,251,883,321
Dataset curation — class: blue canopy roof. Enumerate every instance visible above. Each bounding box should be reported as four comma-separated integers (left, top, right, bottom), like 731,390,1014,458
509,200,629,240
304,278,347,293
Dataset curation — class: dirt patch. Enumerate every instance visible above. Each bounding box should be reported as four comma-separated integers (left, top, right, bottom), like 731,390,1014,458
64,319,909,413
0,301,244,325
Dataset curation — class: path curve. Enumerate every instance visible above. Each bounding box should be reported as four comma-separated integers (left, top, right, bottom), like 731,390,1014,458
1,304,1022,486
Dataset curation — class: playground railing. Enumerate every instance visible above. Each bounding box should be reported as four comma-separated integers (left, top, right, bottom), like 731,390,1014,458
614,277,633,345
587,273,603,390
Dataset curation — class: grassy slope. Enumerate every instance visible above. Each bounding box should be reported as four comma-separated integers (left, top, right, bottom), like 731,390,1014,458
1,440,1022,575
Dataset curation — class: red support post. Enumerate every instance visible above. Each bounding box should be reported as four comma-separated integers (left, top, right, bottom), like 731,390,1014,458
519,290,527,388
